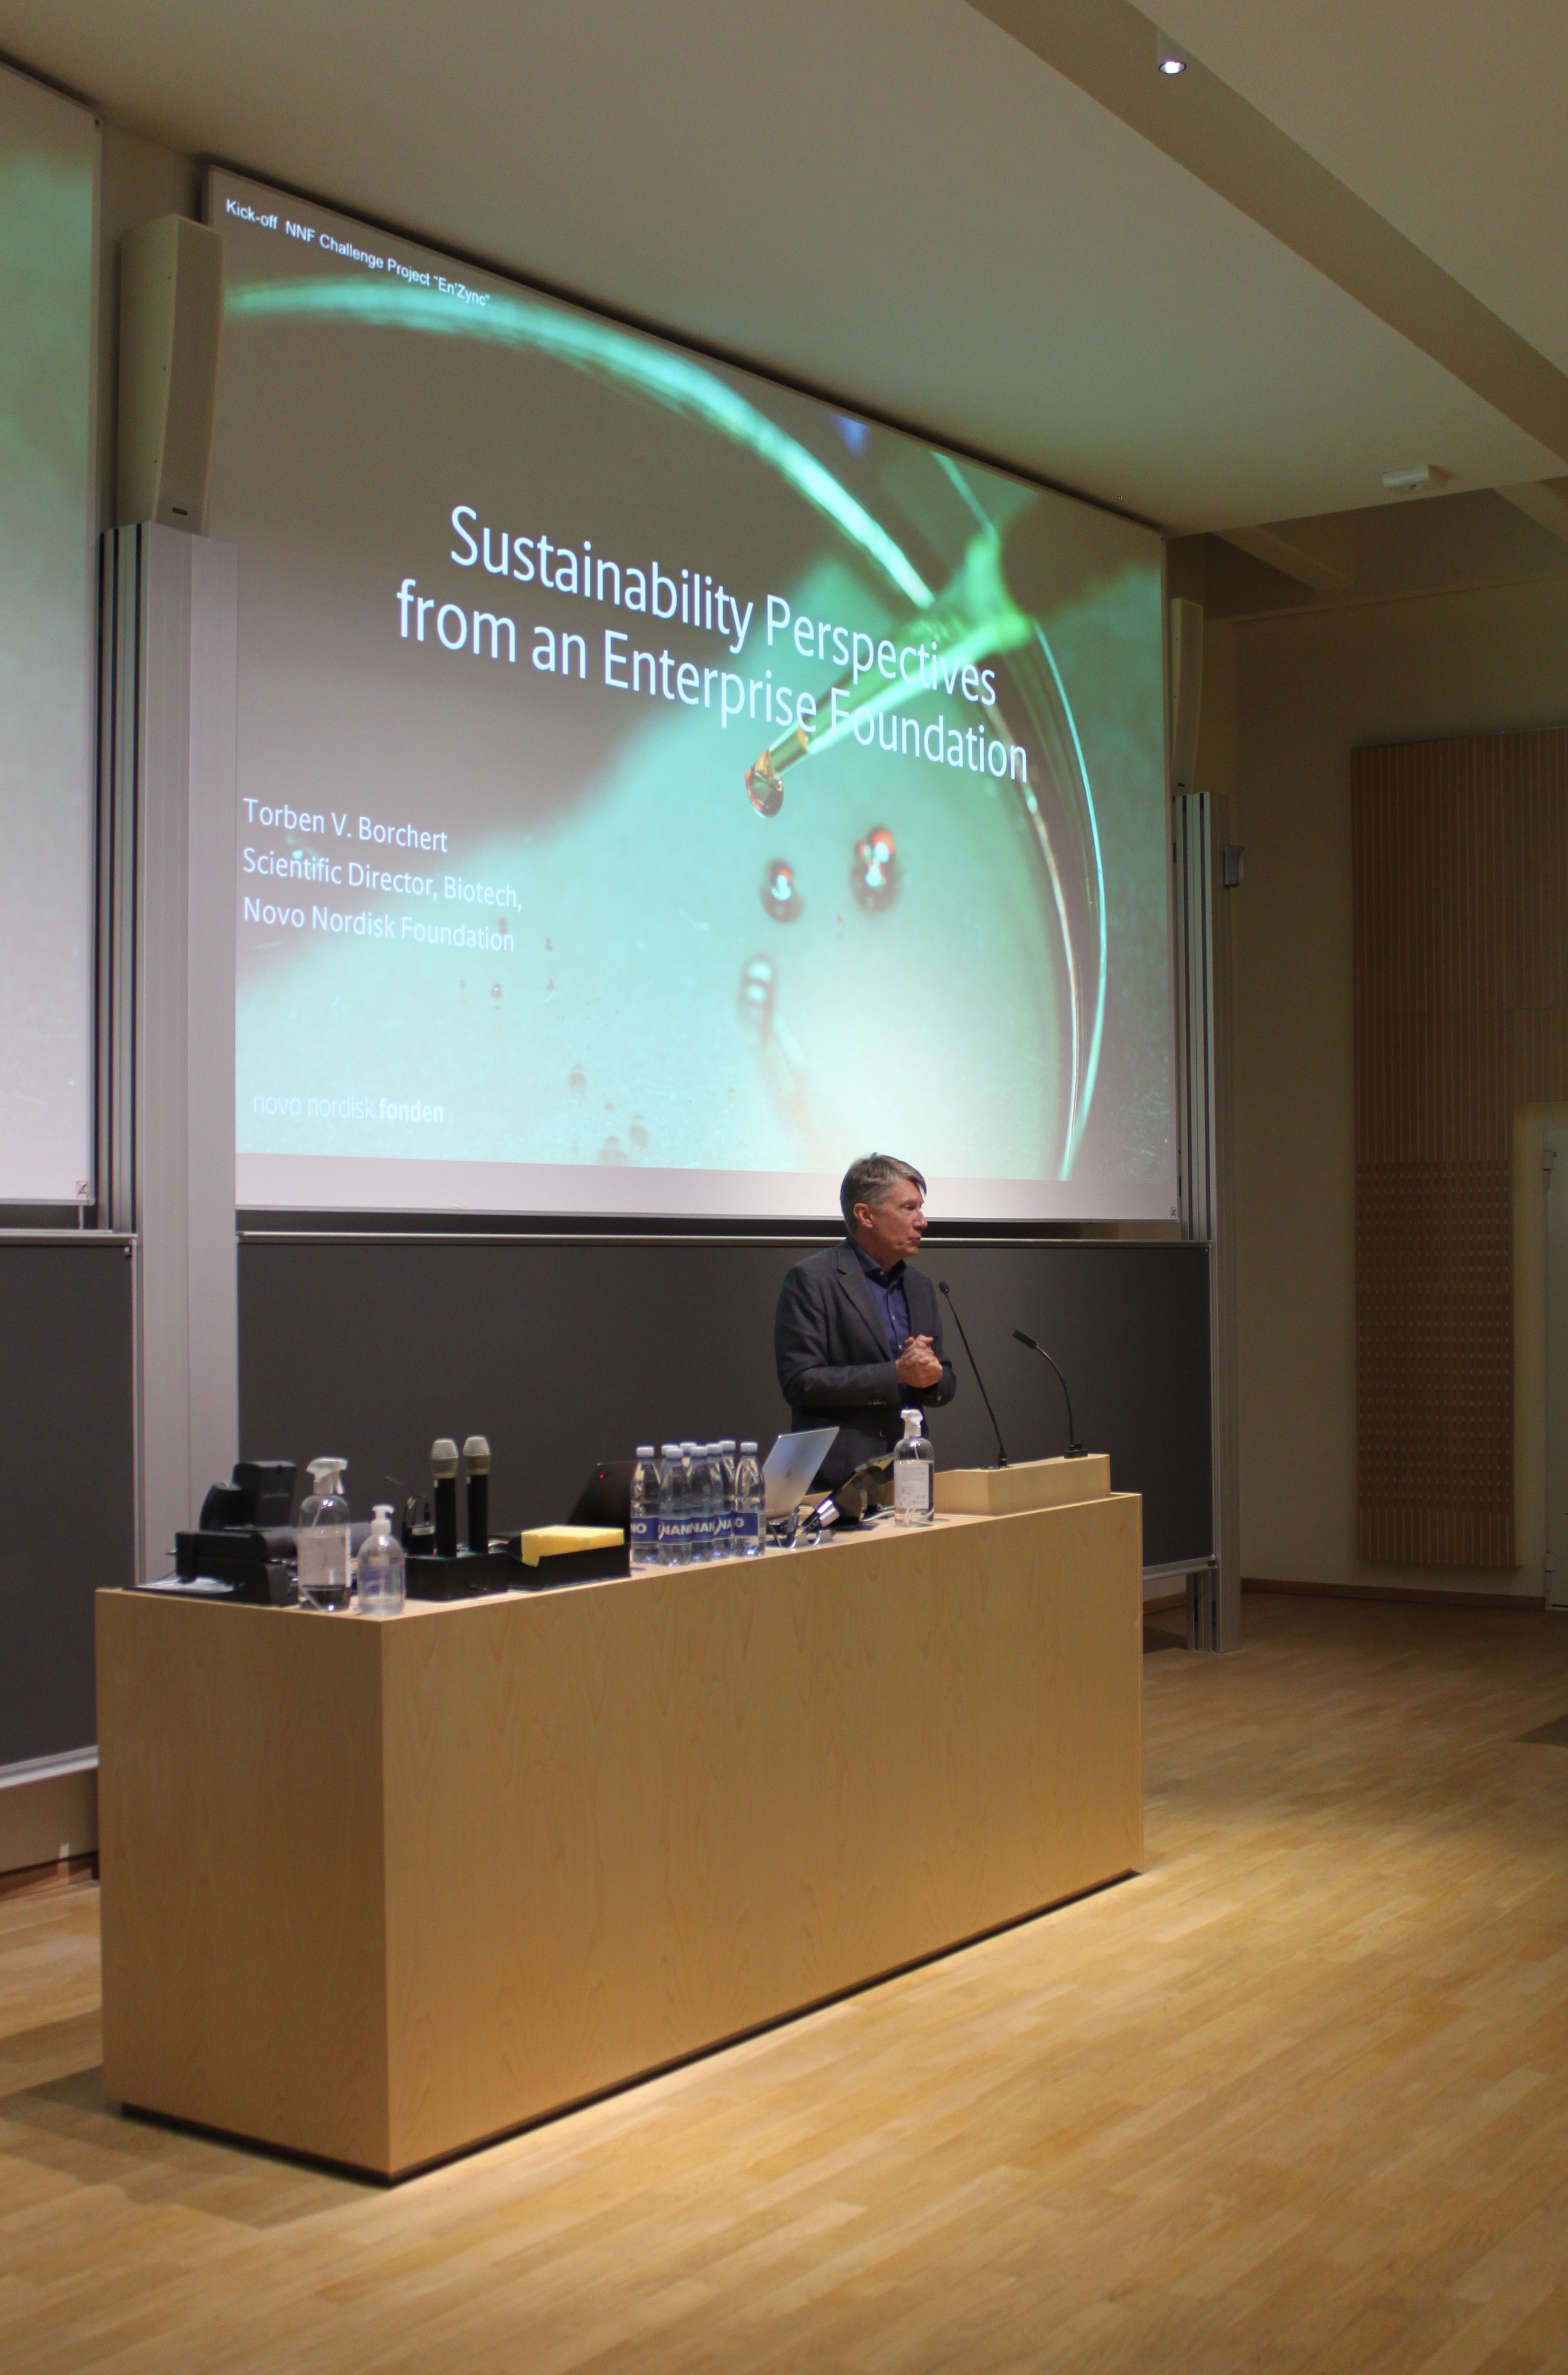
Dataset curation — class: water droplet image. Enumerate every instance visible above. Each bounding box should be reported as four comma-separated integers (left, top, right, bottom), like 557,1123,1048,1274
851,824,899,913
746,750,784,817
629,1114,650,1150
569,1065,587,1093
738,953,776,1031
762,859,801,923
490,983,502,1000
597,1134,628,1164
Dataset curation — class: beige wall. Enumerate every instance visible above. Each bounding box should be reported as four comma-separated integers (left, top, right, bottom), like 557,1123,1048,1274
1217,572,1568,1596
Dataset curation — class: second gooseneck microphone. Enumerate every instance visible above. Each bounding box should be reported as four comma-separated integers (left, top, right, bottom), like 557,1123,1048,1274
1013,1331,1086,1457
938,1280,1009,1468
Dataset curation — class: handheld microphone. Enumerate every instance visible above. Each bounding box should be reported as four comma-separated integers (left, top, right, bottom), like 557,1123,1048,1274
938,1281,1009,1467
1012,1331,1086,1457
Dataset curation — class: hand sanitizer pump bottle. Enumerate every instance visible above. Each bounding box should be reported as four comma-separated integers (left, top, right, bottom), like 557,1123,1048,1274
357,1503,407,1617
297,1457,353,1609
893,1409,935,1526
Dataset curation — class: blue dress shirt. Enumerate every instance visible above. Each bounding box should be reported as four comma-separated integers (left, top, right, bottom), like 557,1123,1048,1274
851,1239,912,1356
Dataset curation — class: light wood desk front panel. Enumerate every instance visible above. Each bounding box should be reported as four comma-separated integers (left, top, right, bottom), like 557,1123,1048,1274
100,1495,1142,2176
97,1591,394,2170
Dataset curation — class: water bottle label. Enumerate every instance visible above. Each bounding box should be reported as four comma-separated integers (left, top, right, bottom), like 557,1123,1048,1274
298,1528,351,1598
732,1509,762,1546
630,1516,656,1545
894,1463,932,1512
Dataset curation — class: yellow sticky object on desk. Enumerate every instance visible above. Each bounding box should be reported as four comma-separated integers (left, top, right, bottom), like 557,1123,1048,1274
515,1524,623,1569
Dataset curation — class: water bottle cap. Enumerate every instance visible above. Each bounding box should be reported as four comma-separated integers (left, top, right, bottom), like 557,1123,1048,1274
740,1440,757,1454
661,1443,680,1458
720,1438,736,1453
636,1444,655,1459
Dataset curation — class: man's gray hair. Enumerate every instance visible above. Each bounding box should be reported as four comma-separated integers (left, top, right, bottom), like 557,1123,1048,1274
840,1153,927,1232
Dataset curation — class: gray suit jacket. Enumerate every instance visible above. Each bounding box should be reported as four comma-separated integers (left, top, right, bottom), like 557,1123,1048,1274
774,1240,957,1488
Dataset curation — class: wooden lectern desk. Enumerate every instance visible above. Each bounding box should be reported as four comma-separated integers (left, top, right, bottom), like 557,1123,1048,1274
98,1491,1142,2178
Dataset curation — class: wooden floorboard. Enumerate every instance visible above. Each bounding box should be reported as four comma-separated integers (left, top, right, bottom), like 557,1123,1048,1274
3,1595,1568,2372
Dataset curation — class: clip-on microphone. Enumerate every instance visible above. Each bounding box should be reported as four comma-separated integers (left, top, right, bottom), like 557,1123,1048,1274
938,1280,1009,1467
1013,1330,1086,1456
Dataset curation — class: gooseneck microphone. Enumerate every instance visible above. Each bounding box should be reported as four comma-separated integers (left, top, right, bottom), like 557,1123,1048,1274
938,1280,1009,1467
1013,1331,1086,1457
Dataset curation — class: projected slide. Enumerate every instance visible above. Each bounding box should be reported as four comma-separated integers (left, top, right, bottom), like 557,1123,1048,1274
0,68,96,1203
209,169,1174,1221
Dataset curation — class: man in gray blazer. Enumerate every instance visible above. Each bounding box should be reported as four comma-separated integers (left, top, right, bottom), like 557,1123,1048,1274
774,1153,957,1489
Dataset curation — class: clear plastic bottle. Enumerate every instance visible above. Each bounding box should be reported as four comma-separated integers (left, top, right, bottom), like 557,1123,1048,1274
716,1439,738,1558
656,1443,684,1565
734,1441,764,1558
893,1409,935,1526
357,1502,407,1616
676,1441,701,1563
630,1445,661,1570
297,1456,353,1609
689,1443,717,1563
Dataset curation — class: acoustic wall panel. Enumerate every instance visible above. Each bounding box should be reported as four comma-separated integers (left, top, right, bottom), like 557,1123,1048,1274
1354,725,1568,1569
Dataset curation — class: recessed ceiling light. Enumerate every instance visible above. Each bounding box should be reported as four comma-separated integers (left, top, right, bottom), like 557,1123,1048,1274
1157,34,1188,73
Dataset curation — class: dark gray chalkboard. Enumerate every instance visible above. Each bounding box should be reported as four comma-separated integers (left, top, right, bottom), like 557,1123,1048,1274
0,1238,137,1767
239,1236,1211,1570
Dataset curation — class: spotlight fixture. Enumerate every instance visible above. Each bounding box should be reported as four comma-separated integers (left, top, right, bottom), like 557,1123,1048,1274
1157,33,1188,73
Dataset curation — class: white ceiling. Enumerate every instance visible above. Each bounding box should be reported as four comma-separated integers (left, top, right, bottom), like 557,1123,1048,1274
1158,0,1568,378
0,0,1560,535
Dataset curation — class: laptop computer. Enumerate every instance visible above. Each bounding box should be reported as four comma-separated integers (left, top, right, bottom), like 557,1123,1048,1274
763,1428,839,1517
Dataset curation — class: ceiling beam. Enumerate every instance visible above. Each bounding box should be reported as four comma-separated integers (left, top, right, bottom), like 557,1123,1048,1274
1217,518,1355,595
1497,479,1568,544
967,0,1568,471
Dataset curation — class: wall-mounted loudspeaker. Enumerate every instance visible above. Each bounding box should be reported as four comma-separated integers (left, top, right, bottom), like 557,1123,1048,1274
1168,596,1203,795
117,214,224,531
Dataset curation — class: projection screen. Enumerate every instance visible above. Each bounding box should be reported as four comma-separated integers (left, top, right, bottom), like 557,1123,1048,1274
0,66,97,1204
209,168,1175,1222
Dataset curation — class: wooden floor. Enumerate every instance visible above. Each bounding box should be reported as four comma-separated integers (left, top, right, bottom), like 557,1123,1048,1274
4,1594,1568,2373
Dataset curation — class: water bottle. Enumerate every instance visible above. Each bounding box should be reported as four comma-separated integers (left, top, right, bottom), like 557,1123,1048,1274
297,1456,353,1609
893,1408,935,1526
734,1441,764,1557
670,1441,691,1563
658,1442,685,1564
630,1445,660,1570
716,1439,738,1558
357,1502,407,1616
690,1443,718,1562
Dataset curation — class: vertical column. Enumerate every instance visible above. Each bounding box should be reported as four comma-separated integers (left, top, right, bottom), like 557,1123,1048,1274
1176,790,1241,1651
101,523,237,1577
